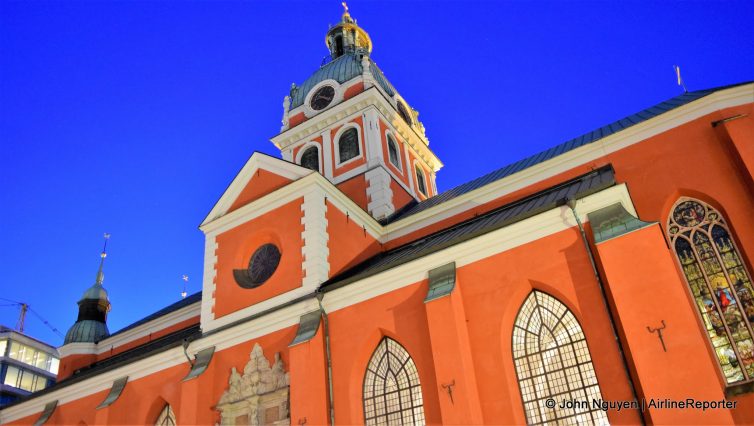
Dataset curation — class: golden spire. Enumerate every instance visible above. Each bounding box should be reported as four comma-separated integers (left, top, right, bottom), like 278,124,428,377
341,1,353,23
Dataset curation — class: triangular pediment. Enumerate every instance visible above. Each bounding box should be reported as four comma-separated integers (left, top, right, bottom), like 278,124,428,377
201,152,313,227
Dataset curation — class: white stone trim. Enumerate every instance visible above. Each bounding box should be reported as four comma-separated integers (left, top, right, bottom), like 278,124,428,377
95,302,201,355
272,91,442,173
302,79,344,119
365,167,395,220
200,235,219,330
321,129,334,180
323,184,635,312
58,342,97,358
0,184,635,425
0,297,319,425
333,122,364,167
363,109,383,169
201,153,313,227
200,173,381,239
301,188,330,289
404,141,415,194
294,141,323,173
382,84,754,240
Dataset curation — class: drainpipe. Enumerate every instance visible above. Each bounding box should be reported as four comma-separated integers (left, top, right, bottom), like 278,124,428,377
564,197,645,425
317,292,336,426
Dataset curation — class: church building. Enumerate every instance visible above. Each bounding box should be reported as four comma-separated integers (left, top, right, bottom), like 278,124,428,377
2,5,754,425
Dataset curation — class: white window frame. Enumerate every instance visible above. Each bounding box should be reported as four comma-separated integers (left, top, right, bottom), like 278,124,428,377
385,131,403,172
295,141,322,173
334,123,364,167
413,160,428,197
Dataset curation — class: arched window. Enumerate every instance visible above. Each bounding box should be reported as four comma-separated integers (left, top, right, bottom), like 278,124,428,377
415,165,427,196
668,198,754,384
363,338,424,425
155,404,176,426
512,291,609,425
338,127,360,164
300,146,320,171
387,135,401,170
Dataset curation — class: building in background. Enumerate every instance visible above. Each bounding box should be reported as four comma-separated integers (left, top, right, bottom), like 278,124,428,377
1,5,754,425
0,327,59,407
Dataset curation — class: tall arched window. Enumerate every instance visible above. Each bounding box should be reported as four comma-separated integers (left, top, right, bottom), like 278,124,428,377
415,165,427,196
363,338,424,425
668,198,754,384
155,404,176,426
387,135,401,170
300,146,320,171
337,127,360,164
512,291,609,425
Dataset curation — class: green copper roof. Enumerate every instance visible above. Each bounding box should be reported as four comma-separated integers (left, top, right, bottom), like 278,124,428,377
290,53,396,109
64,319,110,344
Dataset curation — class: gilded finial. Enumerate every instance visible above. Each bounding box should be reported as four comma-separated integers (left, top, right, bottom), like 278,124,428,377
341,1,353,22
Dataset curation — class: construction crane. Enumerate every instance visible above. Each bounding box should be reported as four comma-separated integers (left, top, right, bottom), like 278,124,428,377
0,297,64,339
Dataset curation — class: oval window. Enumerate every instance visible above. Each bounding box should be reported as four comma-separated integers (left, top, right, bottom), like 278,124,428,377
233,244,281,288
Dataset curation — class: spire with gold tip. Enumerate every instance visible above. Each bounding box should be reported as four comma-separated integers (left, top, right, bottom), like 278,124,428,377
64,233,112,344
326,2,373,59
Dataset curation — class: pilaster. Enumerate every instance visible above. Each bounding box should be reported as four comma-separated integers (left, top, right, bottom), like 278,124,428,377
423,271,484,424
321,129,334,180
720,115,754,194
363,109,383,168
301,189,330,289
365,167,395,220
288,316,329,426
200,235,218,331
591,212,735,424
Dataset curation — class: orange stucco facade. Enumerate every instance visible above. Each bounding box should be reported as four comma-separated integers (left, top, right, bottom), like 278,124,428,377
4,9,754,426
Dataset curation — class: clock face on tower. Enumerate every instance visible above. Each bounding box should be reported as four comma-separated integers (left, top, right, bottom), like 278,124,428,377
310,85,335,110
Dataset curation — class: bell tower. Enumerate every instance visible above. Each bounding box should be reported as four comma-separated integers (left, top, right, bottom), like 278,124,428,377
271,3,442,220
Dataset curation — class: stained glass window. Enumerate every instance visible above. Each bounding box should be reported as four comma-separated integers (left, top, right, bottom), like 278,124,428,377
300,146,320,171
668,198,754,385
415,165,427,196
338,128,360,164
155,404,176,426
512,291,609,425
363,338,424,425
387,135,401,170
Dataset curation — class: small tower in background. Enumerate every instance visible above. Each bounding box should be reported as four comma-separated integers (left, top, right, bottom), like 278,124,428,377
63,234,112,344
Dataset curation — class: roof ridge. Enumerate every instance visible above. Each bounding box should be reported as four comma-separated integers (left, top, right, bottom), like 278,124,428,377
385,80,753,222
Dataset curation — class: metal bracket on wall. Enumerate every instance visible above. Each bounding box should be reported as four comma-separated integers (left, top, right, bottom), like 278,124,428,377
441,379,456,404
647,320,668,352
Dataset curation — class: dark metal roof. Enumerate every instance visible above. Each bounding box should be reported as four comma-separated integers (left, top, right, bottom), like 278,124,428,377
322,165,615,291
386,81,753,223
290,53,396,108
1,324,201,410
104,291,201,340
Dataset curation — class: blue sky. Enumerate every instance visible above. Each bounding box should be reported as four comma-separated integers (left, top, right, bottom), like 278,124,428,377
1,1,752,346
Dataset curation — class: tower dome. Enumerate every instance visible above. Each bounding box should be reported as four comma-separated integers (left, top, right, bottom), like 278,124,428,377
325,2,372,59
64,236,112,344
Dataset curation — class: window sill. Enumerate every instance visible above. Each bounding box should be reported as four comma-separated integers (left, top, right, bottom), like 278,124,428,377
725,381,754,398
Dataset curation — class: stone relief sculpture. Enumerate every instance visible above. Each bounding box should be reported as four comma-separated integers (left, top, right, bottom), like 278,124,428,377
216,343,290,425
